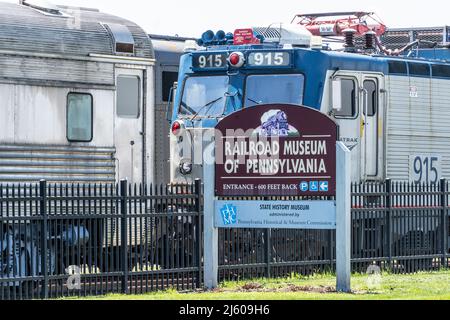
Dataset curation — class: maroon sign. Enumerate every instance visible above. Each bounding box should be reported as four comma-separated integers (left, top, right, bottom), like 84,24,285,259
215,104,338,197
233,28,261,45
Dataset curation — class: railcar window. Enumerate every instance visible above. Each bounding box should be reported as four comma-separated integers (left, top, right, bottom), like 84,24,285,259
408,63,430,76
67,93,93,142
363,80,377,117
432,64,450,78
117,75,140,118
244,74,304,107
162,72,178,102
388,61,407,75
334,79,356,118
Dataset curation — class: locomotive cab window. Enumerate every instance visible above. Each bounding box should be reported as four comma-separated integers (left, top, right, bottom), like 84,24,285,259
117,75,140,118
180,76,228,117
244,74,304,107
67,93,93,142
334,78,357,118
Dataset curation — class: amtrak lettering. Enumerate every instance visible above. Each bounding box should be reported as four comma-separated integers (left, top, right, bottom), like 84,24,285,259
215,104,338,197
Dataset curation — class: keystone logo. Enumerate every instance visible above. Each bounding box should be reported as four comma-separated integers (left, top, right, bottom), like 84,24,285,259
220,204,237,226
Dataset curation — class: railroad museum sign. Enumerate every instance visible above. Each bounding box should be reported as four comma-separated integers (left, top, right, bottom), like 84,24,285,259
204,104,351,292
215,104,338,197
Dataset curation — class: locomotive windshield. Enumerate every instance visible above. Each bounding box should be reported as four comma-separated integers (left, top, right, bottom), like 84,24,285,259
244,74,305,107
179,75,228,118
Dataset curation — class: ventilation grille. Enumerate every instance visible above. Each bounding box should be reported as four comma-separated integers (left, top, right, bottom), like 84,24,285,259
380,27,447,50
253,27,282,40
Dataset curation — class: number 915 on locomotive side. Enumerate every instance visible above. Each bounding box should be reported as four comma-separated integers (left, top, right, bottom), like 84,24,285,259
409,155,442,184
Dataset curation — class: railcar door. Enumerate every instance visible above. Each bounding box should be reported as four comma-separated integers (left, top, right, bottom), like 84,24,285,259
155,66,179,185
361,74,384,180
114,68,144,184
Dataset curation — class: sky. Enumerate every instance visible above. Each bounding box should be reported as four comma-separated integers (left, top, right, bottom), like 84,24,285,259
3,0,450,38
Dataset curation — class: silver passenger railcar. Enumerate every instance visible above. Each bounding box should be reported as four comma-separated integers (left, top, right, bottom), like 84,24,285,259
0,0,157,185
0,1,189,290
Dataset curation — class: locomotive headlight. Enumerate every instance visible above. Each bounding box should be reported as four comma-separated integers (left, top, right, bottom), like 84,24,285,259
179,159,193,175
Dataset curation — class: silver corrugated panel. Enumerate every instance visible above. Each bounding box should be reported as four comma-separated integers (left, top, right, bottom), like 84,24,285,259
0,145,116,183
387,76,450,180
0,55,114,85
0,2,153,59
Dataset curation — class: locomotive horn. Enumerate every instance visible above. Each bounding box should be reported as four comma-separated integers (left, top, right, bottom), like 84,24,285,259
201,30,215,44
215,30,226,42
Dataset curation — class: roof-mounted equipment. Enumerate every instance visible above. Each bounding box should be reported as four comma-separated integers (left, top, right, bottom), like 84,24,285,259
291,12,386,37
364,30,376,50
253,24,312,47
196,24,316,48
104,23,135,54
20,0,70,17
197,30,234,46
380,26,449,50
343,28,356,52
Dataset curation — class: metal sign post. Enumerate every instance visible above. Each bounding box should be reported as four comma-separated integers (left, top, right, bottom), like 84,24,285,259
203,142,218,290
336,142,351,293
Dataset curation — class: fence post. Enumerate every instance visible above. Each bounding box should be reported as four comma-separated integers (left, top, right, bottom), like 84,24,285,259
440,178,448,268
120,179,128,294
385,178,392,270
265,229,271,278
39,180,49,299
194,179,202,288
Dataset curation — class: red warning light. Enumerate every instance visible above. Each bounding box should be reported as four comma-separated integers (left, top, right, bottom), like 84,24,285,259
228,52,245,68
171,121,183,136
229,53,240,65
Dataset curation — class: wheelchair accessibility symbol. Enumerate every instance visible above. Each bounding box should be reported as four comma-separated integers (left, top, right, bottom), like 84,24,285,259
309,181,319,192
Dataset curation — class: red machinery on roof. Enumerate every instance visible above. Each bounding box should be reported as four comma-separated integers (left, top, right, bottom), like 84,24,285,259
291,11,387,37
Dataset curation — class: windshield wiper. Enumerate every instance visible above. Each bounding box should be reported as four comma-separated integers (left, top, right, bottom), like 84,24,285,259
190,96,224,122
179,102,197,115
247,97,262,105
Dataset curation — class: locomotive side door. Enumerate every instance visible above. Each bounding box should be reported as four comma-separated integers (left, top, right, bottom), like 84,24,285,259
331,72,384,182
361,74,384,180
332,73,361,182
114,68,145,184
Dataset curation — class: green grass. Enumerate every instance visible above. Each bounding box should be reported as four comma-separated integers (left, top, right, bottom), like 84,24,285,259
66,270,450,300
